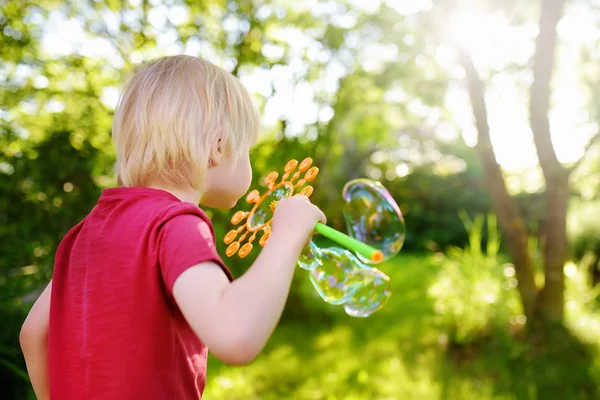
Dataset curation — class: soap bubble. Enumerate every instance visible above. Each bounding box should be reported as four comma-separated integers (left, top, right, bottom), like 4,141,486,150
308,247,370,305
297,241,322,271
248,183,292,229
342,179,405,264
343,268,392,318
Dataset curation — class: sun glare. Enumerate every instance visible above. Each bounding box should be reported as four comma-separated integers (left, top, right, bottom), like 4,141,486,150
445,10,540,171
446,6,599,173
448,10,494,57
31,3,600,174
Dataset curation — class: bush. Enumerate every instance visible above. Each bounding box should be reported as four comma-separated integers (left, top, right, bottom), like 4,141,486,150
428,212,522,344
568,199,600,286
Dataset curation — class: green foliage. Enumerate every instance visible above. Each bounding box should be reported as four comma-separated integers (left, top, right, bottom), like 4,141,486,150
203,254,600,400
393,165,493,251
428,215,600,399
428,212,522,344
568,199,600,285
563,259,600,344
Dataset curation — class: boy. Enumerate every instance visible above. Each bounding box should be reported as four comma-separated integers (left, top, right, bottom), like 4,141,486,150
19,55,326,399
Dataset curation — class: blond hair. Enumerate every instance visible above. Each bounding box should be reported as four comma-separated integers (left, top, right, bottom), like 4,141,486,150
112,55,260,190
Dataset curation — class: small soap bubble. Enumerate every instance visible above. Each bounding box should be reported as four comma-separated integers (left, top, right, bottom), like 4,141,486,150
248,183,292,229
343,268,392,317
297,240,322,271
342,179,405,264
308,247,370,305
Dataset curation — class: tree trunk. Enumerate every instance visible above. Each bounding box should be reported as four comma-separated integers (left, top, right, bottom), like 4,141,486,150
529,0,568,321
452,0,573,325
458,51,539,319
535,175,568,320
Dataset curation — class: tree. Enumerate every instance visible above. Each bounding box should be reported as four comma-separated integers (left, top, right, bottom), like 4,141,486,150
457,0,600,323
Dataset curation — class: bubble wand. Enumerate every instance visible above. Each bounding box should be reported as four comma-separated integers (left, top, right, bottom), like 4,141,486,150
225,157,405,317
316,224,384,262
224,157,382,262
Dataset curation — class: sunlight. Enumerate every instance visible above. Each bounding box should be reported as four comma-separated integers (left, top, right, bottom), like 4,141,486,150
448,10,496,61
446,9,541,171
32,2,600,172
446,6,599,172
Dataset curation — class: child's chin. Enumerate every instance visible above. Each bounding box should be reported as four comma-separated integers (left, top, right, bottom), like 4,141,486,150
200,193,239,210
221,200,238,210
210,198,239,210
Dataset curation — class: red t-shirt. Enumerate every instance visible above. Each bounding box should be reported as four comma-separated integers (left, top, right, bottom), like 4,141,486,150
48,187,233,399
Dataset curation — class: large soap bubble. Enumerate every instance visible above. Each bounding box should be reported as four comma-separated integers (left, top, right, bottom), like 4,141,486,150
308,247,370,305
342,179,405,264
343,268,392,317
297,241,322,271
292,179,404,317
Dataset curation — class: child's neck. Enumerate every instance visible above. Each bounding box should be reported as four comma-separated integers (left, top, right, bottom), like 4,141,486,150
148,184,201,205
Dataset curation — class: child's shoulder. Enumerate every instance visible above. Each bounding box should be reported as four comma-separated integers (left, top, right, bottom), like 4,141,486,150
158,199,214,229
137,194,218,246
58,188,214,250
99,186,213,224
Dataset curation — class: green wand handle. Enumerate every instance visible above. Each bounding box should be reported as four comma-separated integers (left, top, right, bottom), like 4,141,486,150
315,223,384,263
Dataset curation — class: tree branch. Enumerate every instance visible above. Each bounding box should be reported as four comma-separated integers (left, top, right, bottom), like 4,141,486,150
567,132,600,175
529,0,567,180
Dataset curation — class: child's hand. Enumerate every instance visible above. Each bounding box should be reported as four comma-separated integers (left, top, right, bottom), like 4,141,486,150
271,195,326,243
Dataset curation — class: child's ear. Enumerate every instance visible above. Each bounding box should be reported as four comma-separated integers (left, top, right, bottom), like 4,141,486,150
209,138,223,167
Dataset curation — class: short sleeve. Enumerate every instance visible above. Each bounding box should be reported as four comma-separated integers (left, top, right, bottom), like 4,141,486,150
158,214,233,296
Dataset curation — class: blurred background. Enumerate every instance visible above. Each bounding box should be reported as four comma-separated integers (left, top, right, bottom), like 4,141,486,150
2,0,600,399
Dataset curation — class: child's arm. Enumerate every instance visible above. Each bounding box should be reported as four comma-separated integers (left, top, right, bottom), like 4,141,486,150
20,280,52,400
172,196,325,365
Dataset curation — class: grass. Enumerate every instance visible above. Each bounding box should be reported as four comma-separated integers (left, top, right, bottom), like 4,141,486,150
205,253,442,399
204,253,600,400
